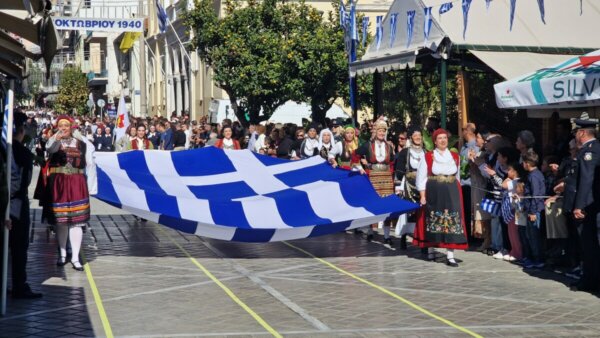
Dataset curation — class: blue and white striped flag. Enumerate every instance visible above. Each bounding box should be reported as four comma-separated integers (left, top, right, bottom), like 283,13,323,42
405,10,415,48
537,0,546,24
339,0,347,28
375,15,383,50
389,13,399,48
1,90,13,151
350,2,358,41
94,149,418,242
423,7,433,46
509,0,517,31
439,2,453,15
362,17,369,48
501,192,514,224
156,0,169,33
462,0,472,39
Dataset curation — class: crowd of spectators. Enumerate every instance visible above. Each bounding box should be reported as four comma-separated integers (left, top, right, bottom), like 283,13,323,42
24,109,598,293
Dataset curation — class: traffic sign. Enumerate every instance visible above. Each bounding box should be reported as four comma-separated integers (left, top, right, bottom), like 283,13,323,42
97,99,106,108
86,99,94,109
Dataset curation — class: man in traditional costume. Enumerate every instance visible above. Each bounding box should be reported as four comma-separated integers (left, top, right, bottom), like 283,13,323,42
127,124,155,150
357,119,396,244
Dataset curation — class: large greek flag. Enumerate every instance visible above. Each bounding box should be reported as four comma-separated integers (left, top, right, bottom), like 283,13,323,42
94,148,418,242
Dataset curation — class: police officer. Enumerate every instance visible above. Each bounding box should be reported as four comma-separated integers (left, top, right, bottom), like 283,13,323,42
0,112,43,299
571,112,600,293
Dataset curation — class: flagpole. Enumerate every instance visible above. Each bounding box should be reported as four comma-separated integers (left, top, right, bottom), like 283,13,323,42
1,90,14,316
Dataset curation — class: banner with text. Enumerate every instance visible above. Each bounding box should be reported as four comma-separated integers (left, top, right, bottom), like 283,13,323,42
52,17,144,32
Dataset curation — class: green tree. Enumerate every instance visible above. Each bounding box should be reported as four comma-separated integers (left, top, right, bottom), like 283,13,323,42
187,0,299,125
186,0,360,126
54,66,88,115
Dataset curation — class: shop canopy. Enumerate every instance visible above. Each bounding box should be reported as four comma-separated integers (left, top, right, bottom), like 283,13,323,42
351,0,599,78
494,49,600,110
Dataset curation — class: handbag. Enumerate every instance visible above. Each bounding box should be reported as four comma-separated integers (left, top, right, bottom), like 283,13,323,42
480,198,500,216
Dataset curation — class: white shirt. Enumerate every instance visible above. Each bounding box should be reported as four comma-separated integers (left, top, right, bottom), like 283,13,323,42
254,134,266,152
416,149,459,191
222,138,234,148
374,140,387,163
408,147,425,170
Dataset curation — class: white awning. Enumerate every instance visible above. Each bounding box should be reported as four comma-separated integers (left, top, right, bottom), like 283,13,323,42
470,51,573,80
349,0,445,76
352,0,599,77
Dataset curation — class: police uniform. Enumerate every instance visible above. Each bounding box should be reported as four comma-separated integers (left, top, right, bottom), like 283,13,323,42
572,114,600,292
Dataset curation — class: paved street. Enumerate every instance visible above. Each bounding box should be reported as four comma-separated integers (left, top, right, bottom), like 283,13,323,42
1,192,599,338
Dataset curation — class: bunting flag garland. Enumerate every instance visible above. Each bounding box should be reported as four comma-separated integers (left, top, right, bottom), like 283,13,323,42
423,7,433,46
461,0,472,39
439,2,453,15
339,0,346,28
405,10,416,48
389,13,399,47
537,0,546,24
375,15,383,50
350,2,358,41
485,0,492,12
509,0,517,31
362,17,369,48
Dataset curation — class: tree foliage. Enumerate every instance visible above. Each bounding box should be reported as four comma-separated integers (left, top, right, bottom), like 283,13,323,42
186,0,357,126
55,66,89,115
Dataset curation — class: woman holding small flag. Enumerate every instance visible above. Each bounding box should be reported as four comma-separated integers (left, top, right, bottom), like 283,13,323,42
36,115,97,272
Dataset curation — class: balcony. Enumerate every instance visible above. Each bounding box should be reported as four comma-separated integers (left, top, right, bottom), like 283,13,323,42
87,69,108,87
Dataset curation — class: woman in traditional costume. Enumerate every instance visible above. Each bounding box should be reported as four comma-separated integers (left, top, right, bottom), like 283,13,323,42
357,119,395,244
394,127,425,249
38,115,97,271
329,125,362,170
299,125,319,158
215,126,241,150
414,128,468,267
317,129,335,160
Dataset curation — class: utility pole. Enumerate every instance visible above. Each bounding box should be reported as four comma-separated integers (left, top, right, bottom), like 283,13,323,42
138,0,148,117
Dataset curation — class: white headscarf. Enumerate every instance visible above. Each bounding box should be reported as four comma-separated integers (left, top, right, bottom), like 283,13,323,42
318,128,336,150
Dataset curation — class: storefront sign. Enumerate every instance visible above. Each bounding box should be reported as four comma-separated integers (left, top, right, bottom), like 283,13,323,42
52,17,144,32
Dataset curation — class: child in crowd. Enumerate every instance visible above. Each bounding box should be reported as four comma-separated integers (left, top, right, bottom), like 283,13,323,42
521,150,546,269
502,162,524,261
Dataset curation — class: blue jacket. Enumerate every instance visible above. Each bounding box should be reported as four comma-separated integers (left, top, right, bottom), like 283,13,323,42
523,168,545,214
160,128,174,150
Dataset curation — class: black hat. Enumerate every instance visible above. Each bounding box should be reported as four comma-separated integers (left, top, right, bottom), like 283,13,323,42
332,118,345,126
571,112,598,132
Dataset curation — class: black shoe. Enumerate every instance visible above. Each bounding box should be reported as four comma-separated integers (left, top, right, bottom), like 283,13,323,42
446,259,459,267
56,257,67,267
71,261,84,272
399,239,407,250
366,234,373,242
570,282,599,293
353,228,363,235
384,238,393,246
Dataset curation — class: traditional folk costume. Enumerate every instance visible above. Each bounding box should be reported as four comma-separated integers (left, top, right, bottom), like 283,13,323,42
318,129,335,160
414,129,468,266
394,137,425,242
215,138,241,150
330,126,361,170
128,137,155,150
358,120,396,243
35,115,97,271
